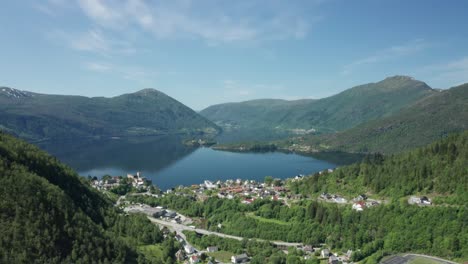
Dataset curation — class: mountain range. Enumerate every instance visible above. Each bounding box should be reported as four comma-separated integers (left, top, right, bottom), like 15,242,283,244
0,87,219,141
202,76,468,154
200,76,437,135
297,82,468,153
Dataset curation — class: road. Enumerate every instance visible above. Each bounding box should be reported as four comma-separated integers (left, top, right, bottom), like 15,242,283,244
380,254,459,264
147,216,303,248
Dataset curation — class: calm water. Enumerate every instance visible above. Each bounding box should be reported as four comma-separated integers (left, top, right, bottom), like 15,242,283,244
39,136,350,190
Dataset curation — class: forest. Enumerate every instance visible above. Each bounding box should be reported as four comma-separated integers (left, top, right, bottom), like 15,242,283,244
0,132,179,263
128,132,468,263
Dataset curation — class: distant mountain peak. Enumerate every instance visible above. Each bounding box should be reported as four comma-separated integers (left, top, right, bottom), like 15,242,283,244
384,75,416,81
0,87,33,99
134,88,161,94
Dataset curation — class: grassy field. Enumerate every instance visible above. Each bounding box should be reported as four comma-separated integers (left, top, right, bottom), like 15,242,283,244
138,245,166,263
246,212,291,226
207,250,234,263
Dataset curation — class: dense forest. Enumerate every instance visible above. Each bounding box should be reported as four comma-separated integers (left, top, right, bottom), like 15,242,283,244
0,132,178,263
128,132,468,263
289,131,468,202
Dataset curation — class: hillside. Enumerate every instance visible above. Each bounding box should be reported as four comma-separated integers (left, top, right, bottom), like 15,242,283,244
131,132,468,263
0,87,220,141
0,132,175,263
290,82,468,153
201,76,436,138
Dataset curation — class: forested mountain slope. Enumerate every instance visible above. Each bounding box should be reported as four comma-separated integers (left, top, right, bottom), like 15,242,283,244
0,132,176,263
288,82,468,153
0,87,219,141
201,76,435,136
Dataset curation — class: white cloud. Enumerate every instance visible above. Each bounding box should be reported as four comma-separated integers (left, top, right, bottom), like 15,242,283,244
342,39,427,75
74,0,319,44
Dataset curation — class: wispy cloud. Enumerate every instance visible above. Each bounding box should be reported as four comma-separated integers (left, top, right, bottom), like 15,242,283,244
73,0,319,44
33,0,69,16
84,61,112,72
417,56,468,88
51,28,136,55
82,60,170,85
342,39,427,75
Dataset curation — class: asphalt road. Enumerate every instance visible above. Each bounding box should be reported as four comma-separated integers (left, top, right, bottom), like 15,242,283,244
380,254,459,264
147,216,303,248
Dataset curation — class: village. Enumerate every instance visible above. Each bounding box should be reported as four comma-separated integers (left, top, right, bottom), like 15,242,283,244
90,171,434,263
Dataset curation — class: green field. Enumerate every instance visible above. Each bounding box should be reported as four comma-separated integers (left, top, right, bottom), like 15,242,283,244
138,245,166,263
246,212,291,226
207,251,234,263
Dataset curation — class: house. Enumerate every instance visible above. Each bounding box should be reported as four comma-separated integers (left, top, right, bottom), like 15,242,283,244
354,194,368,201
321,249,330,258
329,255,339,264
206,246,218,253
303,245,314,253
152,208,166,218
345,250,353,260
241,199,254,205
205,180,218,189
184,245,195,254
189,255,200,263
231,253,249,263
175,234,184,243
409,196,432,205
352,201,366,211
165,210,177,218
333,196,347,204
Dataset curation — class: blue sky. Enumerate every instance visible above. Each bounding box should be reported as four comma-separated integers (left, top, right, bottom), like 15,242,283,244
1,0,467,109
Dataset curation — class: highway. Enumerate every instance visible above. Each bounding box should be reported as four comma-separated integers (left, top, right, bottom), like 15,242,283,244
147,216,303,248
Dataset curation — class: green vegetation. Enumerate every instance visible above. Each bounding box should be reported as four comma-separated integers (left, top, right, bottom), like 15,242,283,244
207,250,234,262
290,82,468,154
0,132,178,263
0,87,219,141
184,231,292,264
246,212,291,226
201,76,435,136
290,131,468,201
128,133,468,263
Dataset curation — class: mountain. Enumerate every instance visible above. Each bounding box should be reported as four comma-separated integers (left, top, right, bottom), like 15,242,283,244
0,87,220,141
0,132,179,263
290,82,468,154
201,76,436,139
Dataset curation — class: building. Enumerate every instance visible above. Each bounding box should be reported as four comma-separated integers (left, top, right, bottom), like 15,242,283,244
231,253,249,263
409,196,432,205
329,255,339,264
352,201,366,211
204,180,218,189
321,249,330,258
184,245,195,254
165,210,177,218
206,246,218,253
189,255,200,263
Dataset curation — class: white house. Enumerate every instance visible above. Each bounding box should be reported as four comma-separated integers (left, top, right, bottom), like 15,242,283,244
206,246,218,253
231,253,249,263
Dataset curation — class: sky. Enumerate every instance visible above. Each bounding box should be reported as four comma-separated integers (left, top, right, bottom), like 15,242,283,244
1,0,468,110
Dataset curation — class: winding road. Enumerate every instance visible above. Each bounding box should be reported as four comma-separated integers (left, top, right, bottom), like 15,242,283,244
147,216,302,248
